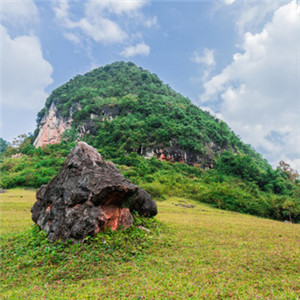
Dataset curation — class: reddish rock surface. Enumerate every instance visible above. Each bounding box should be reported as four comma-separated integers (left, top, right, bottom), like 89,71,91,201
31,142,157,242
34,103,71,148
100,205,133,231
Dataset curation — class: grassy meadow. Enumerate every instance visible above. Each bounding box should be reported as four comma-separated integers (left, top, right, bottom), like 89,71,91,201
0,189,299,299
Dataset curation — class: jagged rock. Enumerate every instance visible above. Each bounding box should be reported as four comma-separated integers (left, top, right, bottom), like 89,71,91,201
31,142,157,242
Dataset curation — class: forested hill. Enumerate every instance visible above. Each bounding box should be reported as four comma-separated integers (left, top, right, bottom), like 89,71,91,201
1,61,299,222
35,61,266,169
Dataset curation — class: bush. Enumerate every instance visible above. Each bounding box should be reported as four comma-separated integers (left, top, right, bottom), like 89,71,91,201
140,182,166,200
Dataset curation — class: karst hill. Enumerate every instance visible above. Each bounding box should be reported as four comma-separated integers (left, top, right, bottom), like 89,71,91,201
34,61,264,169
1,61,299,222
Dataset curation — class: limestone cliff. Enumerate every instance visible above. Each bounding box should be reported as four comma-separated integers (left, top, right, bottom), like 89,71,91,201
34,103,71,148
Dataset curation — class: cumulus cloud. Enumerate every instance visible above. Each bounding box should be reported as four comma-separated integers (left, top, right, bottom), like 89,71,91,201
200,1,300,170
78,17,127,44
191,48,216,85
225,0,291,35
120,43,150,57
192,48,215,66
1,0,39,26
1,25,53,110
224,0,236,5
53,0,128,44
53,0,154,46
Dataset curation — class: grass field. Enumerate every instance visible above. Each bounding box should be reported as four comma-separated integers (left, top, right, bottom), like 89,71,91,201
1,189,299,299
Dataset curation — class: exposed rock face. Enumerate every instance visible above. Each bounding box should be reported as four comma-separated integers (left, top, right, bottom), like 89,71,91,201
33,102,220,168
31,142,157,242
34,103,71,148
141,145,219,168
33,102,220,169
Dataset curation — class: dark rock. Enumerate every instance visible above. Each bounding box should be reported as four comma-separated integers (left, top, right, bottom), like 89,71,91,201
31,142,157,242
174,203,195,209
129,188,158,217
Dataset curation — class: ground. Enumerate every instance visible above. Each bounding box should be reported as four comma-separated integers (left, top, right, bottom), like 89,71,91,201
0,189,299,299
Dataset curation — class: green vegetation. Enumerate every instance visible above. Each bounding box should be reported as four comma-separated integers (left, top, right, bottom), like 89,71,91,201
0,138,8,155
35,61,264,165
216,151,294,196
1,190,299,299
1,61,299,222
0,142,74,188
1,143,299,222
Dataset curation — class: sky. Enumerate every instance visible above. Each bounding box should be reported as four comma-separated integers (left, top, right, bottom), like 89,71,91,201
1,0,299,171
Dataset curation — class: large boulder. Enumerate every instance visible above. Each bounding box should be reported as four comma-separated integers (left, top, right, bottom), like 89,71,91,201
31,142,157,241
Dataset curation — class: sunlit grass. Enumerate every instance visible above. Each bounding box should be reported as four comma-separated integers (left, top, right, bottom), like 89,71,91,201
0,189,35,234
1,189,299,299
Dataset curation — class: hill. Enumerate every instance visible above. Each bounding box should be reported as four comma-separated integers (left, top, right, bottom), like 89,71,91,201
34,61,265,168
1,189,299,298
0,62,299,222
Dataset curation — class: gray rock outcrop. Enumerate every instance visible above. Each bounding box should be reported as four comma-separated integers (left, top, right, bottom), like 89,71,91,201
31,142,157,242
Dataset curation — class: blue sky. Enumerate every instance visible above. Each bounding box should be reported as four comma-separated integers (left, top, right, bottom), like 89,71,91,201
1,0,299,171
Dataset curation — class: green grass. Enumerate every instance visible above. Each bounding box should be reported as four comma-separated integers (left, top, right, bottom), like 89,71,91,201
0,189,36,234
1,189,299,299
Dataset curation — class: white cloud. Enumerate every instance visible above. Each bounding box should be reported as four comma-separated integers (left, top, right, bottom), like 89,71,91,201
284,158,300,174
1,0,39,26
78,17,127,44
53,0,153,45
85,1,149,16
224,0,236,5
144,16,157,28
191,48,216,86
63,32,80,44
1,25,53,110
199,106,223,121
120,43,150,57
228,0,291,35
53,0,70,22
200,1,300,171
192,48,215,66
52,0,127,44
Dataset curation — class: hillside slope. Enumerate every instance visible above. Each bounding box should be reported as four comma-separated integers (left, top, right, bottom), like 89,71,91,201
0,142,298,221
1,190,299,299
1,62,298,221
34,61,266,168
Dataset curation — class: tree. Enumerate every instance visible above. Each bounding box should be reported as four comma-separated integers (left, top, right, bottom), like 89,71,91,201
0,138,8,154
11,134,29,148
4,134,32,156
277,161,299,183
